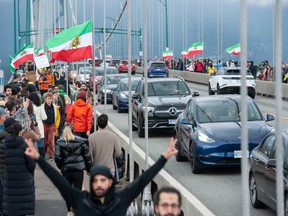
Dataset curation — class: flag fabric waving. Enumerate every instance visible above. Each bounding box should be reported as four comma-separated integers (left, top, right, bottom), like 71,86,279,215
12,43,34,68
9,56,16,74
181,50,188,58
187,42,204,58
46,20,93,62
226,43,241,55
35,47,44,56
162,50,173,60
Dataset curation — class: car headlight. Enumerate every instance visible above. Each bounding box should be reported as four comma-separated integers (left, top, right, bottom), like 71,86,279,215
120,92,128,99
141,106,154,117
198,132,215,143
103,89,111,93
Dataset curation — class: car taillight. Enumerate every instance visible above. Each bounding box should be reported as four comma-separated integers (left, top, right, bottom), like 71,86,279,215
149,67,154,71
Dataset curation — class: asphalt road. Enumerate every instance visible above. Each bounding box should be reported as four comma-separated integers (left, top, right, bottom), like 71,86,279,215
95,81,285,216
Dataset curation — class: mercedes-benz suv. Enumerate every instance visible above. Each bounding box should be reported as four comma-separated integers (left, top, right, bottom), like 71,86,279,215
131,77,199,137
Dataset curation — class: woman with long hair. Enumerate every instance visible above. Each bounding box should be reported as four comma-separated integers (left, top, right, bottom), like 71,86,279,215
55,124,92,215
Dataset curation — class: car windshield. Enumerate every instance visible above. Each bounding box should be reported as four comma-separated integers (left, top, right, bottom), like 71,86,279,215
119,79,139,91
196,99,263,123
103,76,124,85
94,67,118,76
224,69,252,75
79,68,93,74
150,63,166,68
121,61,128,65
148,81,190,96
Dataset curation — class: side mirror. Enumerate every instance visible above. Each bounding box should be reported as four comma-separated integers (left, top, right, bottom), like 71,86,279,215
267,159,276,168
193,91,200,97
181,116,194,125
132,93,140,99
266,114,275,122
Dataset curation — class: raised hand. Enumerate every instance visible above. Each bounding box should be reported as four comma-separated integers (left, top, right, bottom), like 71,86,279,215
163,138,178,160
25,138,40,160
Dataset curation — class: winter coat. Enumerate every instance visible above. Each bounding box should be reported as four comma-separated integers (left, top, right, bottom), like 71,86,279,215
33,103,47,138
66,99,93,133
36,155,167,216
3,135,36,216
55,136,92,173
0,130,9,179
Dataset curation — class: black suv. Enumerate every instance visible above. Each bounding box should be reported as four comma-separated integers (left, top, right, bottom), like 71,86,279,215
131,77,199,137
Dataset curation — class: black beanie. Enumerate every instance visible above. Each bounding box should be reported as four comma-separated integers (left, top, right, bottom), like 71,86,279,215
90,165,113,179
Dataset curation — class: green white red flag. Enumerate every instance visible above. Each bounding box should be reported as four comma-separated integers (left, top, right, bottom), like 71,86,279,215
181,50,188,58
46,20,93,62
35,47,44,56
162,50,173,60
226,43,241,55
187,42,204,58
12,43,34,68
9,56,16,74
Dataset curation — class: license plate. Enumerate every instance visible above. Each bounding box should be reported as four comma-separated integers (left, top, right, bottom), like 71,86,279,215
234,150,249,158
168,119,176,124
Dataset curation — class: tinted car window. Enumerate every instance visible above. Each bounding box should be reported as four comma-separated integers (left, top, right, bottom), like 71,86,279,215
95,67,118,75
102,76,124,85
148,81,190,96
120,79,139,91
224,69,252,75
260,135,276,158
150,63,166,68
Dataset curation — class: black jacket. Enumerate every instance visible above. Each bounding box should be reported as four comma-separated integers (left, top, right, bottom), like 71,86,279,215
55,136,92,173
0,130,9,179
3,135,36,216
37,155,167,216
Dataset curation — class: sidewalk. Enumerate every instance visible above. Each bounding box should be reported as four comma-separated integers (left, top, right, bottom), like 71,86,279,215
34,161,67,215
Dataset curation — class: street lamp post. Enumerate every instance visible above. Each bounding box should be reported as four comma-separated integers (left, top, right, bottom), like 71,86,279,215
159,0,168,50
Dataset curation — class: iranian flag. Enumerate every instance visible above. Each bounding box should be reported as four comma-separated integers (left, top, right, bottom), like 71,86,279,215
105,55,112,60
187,42,204,57
226,43,241,55
162,50,173,60
46,20,93,62
181,50,188,58
12,43,34,68
9,56,16,74
35,47,44,56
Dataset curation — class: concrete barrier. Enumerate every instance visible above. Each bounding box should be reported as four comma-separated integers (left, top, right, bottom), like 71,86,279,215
136,66,288,99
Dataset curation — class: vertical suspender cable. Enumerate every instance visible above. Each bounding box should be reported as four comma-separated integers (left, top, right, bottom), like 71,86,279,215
275,0,284,215
201,0,203,58
103,0,107,113
240,1,249,216
92,0,96,132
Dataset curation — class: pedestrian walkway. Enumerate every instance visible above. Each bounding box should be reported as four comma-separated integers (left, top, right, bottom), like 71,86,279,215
34,161,67,215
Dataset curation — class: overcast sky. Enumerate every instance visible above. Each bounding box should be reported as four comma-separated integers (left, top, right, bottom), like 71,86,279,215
0,0,287,81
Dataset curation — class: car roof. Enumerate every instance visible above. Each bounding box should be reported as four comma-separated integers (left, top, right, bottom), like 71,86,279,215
104,73,127,77
141,77,185,83
194,94,252,102
149,61,165,64
119,77,142,82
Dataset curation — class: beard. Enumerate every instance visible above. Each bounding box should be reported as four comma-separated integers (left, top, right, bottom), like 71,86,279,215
94,187,108,198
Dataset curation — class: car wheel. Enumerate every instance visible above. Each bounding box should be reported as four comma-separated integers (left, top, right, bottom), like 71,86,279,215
132,71,136,75
137,115,145,137
132,117,137,131
249,91,256,99
285,193,288,216
112,102,117,110
175,140,187,162
101,96,104,104
217,84,221,95
249,174,266,208
117,104,122,113
190,144,201,174
208,83,215,95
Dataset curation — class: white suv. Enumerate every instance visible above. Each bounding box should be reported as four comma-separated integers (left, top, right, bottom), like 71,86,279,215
208,67,256,98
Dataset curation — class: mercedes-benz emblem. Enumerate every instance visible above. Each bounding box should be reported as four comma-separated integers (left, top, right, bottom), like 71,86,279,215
168,107,178,116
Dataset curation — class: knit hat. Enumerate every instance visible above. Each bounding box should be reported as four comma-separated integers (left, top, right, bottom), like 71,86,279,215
0,107,6,116
90,165,113,179
77,91,86,100
4,117,17,129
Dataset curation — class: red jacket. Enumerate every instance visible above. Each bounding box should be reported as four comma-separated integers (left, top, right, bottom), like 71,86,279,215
66,99,93,133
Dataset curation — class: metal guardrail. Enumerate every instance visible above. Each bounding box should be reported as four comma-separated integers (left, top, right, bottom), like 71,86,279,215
136,66,288,99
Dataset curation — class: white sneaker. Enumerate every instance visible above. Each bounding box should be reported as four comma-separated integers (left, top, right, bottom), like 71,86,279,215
67,211,75,216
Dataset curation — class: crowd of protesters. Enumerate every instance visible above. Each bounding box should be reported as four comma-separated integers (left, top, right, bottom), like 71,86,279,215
160,57,288,83
0,60,186,216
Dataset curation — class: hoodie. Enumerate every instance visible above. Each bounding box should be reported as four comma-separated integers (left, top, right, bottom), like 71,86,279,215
66,99,93,133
